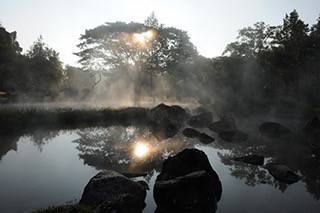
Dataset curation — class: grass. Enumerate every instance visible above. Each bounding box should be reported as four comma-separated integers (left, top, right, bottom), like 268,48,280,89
33,204,94,213
0,107,149,136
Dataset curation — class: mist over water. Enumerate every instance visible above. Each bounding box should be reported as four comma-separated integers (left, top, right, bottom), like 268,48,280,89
1,4,320,213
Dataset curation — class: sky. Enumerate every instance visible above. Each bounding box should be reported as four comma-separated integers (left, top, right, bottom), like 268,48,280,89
1,0,320,65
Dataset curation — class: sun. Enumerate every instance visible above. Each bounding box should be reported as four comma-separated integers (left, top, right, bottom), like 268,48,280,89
132,30,156,46
134,142,150,158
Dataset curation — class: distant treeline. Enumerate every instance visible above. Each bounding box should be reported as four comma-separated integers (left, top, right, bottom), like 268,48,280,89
1,10,320,114
0,29,95,102
174,10,320,115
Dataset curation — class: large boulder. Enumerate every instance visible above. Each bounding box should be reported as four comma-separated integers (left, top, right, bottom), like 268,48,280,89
148,104,188,140
148,104,188,127
80,170,147,212
265,163,301,184
259,122,290,138
154,149,222,213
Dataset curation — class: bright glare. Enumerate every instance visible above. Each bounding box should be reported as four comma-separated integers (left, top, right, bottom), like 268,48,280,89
134,143,150,158
132,30,156,45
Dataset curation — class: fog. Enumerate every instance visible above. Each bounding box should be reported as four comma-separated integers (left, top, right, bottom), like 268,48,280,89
1,7,320,213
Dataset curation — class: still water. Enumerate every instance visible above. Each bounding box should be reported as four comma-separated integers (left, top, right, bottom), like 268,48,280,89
0,126,319,213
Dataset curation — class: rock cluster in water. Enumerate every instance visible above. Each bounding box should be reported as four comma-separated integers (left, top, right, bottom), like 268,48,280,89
80,148,222,213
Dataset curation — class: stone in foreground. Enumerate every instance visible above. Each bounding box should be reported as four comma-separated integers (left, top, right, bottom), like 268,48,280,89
154,148,222,213
80,170,147,212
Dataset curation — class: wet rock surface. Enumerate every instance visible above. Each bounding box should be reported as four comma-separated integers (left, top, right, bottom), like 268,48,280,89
265,163,301,184
80,170,147,212
148,104,189,140
198,133,215,144
182,128,201,138
233,154,265,166
182,128,215,144
154,148,222,213
259,122,291,138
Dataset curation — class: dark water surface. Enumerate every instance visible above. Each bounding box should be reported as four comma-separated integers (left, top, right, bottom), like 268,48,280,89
0,125,319,213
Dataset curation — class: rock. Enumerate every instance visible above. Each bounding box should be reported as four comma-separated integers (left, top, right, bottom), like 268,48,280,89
182,128,201,138
94,194,145,213
233,155,265,166
208,117,236,133
265,163,301,184
259,122,290,138
80,170,147,211
121,172,148,178
182,128,215,144
149,103,188,127
148,104,188,140
198,133,215,144
187,111,213,128
219,130,248,142
154,149,222,213
150,122,178,140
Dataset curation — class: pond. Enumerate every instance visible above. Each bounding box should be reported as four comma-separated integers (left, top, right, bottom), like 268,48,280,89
0,123,320,213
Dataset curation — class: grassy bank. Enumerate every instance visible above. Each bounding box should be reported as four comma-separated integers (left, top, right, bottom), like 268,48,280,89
0,107,149,136
33,204,93,213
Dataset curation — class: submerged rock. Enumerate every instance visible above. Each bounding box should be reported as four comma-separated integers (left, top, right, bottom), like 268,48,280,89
219,130,248,142
233,154,265,166
187,111,213,128
259,122,290,138
182,128,201,138
208,117,236,133
80,170,147,212
198,133,215,144
265,163,301,184
182,128,215,144
154,148,222,213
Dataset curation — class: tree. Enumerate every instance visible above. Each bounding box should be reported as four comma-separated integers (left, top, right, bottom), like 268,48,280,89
75,14,197,103
26,36,64,99
0,26,22,89
223,22,273,58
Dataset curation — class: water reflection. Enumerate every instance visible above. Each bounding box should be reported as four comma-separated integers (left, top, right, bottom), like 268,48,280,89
73,127,194,174
0,135,18,161
214,127,320,200
0,121,319,212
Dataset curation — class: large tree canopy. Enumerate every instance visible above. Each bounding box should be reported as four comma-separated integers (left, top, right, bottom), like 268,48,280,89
75,14,198,75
